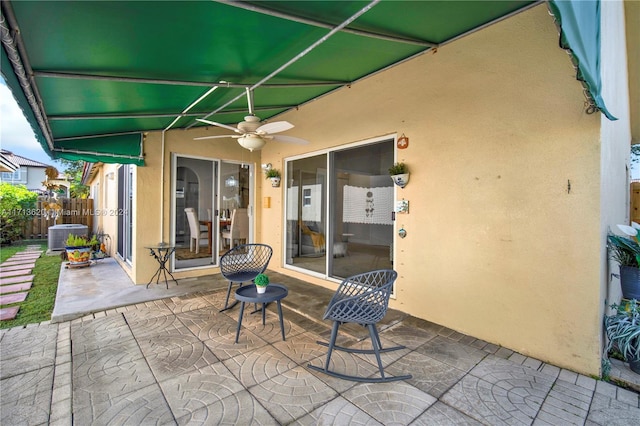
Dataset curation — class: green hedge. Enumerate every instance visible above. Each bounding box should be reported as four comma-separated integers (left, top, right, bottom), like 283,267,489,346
0,183,38,244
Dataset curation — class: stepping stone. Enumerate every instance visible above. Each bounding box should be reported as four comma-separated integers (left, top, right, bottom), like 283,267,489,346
0,306,19,321
10,254,41,260
0,282,32,294
0,292,27,305
0,275,34,286
2,258,39,266
0,264,35,272
0,268,33,278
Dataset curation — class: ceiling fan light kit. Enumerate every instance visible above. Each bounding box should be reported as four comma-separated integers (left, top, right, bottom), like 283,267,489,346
238,134,266,152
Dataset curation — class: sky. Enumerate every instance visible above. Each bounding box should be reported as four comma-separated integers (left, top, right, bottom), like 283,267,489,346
1,76,61,167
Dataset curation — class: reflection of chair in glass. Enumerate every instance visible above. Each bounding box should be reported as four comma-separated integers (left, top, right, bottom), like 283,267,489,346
308,269,411,382
219,243,273,312
184,207,208,254
222,208,249,249
299,220,325,253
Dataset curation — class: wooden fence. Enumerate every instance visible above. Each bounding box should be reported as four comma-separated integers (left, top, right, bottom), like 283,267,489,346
23,198,94,239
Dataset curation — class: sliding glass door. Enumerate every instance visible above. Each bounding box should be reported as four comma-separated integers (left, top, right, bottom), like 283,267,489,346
285,155,327,274
172,155,253,270
331,142,394,278
285,139,394,279
173,156,217,270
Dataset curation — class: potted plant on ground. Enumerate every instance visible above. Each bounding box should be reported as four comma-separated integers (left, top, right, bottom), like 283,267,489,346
254,273,270,294
388,162,409,188
265,168,281,187
608,224,640,300
604,299,640,375
65,234,98,267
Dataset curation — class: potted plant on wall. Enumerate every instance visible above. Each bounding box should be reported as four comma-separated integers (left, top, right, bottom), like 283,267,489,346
388,162,409,188
265,168,281,188
608,224,640,300
604,299,640,375
65,234,98,267
254,273,270,294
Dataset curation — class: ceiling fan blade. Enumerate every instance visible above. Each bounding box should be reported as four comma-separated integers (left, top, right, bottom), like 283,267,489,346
196,118,241,133
269,135,310,145
256,121,294,135
193,134,240,141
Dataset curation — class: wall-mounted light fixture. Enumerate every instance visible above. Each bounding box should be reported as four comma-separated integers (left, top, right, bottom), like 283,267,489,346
261,163,272,170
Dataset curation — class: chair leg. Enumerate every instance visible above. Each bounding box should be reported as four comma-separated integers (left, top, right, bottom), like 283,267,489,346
219,281,240,312
368,324,386,379
324,321,340,371
309,321,412,383
195,238,199,254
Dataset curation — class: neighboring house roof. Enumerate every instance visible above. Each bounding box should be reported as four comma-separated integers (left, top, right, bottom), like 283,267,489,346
0,149,50,168
0,151,18,172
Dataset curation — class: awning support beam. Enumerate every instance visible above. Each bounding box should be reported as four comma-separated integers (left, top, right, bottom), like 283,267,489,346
33,71,346,88
191,0,382,127
218,0,437,48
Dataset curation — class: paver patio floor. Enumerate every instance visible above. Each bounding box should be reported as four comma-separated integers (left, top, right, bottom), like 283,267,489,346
2,283,640,425
1,257,639,424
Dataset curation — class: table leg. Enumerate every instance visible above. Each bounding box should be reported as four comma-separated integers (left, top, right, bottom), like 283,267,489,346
262,303,266,325
235,301,245,343
277,300,285,341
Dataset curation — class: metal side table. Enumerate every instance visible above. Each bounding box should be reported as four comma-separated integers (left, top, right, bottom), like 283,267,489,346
145,244,178,289
234,284,288,343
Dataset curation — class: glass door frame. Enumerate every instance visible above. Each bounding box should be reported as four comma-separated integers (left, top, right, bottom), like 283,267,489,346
169,154,255,272
170,153,219,271
283,134,397,283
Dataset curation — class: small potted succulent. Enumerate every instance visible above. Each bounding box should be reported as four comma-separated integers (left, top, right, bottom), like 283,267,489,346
265,168,281,188
254,273,270,294
388,162,409,188
65,234,98,267
603,299,640,375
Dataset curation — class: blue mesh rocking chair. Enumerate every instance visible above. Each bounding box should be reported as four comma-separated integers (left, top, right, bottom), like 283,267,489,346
219,244,273,312
308,269,412,383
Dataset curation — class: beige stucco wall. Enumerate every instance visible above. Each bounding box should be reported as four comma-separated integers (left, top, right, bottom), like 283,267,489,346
258,4,604,375
104,3,633,376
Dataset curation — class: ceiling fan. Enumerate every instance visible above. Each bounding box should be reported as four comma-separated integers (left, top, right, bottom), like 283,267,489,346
194,88,309,151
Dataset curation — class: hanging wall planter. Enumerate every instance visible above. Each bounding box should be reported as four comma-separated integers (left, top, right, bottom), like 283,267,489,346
265,168,281,188
388,162,410,188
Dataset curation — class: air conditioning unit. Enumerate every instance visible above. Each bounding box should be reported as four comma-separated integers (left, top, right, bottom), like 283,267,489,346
48,224,88,251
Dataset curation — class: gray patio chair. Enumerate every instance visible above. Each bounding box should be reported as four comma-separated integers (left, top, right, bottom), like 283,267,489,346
308,269,412,382
219,243,273,312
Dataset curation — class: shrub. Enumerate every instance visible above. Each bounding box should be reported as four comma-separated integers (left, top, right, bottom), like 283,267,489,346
0,183,37,244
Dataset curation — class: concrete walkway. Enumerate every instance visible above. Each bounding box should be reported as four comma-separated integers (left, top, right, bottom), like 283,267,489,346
1,259,640,424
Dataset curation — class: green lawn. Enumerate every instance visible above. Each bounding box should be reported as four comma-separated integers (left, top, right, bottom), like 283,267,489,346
1,240,61,329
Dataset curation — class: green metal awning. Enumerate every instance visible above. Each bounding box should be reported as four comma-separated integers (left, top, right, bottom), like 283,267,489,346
0,0,614,165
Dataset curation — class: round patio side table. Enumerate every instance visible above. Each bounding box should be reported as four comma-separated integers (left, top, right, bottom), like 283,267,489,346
234,284,288,343
145,244,178,289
